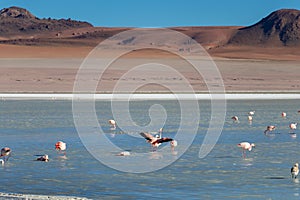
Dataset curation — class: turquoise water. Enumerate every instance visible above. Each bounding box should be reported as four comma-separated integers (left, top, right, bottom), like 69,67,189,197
0,100,300,199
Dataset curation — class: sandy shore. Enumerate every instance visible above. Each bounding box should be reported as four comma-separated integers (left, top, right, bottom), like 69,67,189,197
0,44,299,93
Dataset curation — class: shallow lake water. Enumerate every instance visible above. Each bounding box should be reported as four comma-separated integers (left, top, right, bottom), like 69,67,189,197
0,99,300,199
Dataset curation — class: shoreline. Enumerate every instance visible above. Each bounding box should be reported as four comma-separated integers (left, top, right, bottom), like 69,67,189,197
0,192,90,200
1,93,300,100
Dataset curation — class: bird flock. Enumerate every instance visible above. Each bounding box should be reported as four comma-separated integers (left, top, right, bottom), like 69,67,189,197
0,120,177,165
232,110,300,180
1,114,297,180
0,140,67,165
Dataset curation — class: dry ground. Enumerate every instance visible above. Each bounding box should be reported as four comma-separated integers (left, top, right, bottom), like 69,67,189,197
0,44,299,93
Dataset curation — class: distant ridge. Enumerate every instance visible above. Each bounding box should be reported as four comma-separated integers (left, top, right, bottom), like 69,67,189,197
0,6,299,50
229,9,300,46
0,6,92,36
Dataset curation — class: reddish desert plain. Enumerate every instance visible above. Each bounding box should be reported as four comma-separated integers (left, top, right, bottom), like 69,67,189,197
0,44,299,93
0,7,300,93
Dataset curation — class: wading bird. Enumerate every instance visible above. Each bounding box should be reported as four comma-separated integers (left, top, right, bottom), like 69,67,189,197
108,119,116,129
36,154,49,162
140,132,177,151
237,142,255,158
289,123,297,131
264,125,276,134
170,140,178,151
291,163,299,179
55,141,67,155
116,151,131,156
232,116,239,122
0,147,11,162
248,116,253,122
248,111,255,116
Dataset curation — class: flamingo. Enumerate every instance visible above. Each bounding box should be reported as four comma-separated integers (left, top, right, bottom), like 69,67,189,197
290,123,297,130
170,140,178,151
231,116,239,122
36,154,49,162
248,111,255,116
0,147,11,162
108,119,116,129
237,142,255,158
291,163,299,179
289,123,297,136
247,115,253,121
282,112,287,118
117,151,131,156
264,125,276,134
140,132,177,150
55,141,67,155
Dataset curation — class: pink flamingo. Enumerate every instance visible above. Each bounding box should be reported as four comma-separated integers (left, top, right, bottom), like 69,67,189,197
108,119,116,129
290,123,297,130
248,111,255,116
37,154,49,162
116,151,131,156
248,115,253,121
140,132,177,151
289,123,297,136
0,147,11,162
55,141,67,155
170,140,178,151
231,116,239,122
264,125,276,134
237,142,255,158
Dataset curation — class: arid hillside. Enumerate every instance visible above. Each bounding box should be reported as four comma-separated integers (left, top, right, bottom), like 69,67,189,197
229,9,300,46
0,6,299,60
0,6,92,37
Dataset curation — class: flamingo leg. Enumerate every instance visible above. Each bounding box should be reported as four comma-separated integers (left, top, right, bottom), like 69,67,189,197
151,146,158,152
242,150,246,158
6,154,11,161
2,155,9,162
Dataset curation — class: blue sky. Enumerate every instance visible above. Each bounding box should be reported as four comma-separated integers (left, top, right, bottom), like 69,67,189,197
0,0,300,27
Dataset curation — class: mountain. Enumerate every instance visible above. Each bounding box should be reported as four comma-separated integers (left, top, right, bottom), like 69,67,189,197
228,9,300,46
0,6,300,51
0,6,92,37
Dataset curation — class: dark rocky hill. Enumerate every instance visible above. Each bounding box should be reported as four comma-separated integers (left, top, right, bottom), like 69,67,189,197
229,9,300,46
0,6,92,37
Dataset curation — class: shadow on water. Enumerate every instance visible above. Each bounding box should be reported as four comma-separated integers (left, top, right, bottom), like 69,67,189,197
213,155,239,159
265,176,286,179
